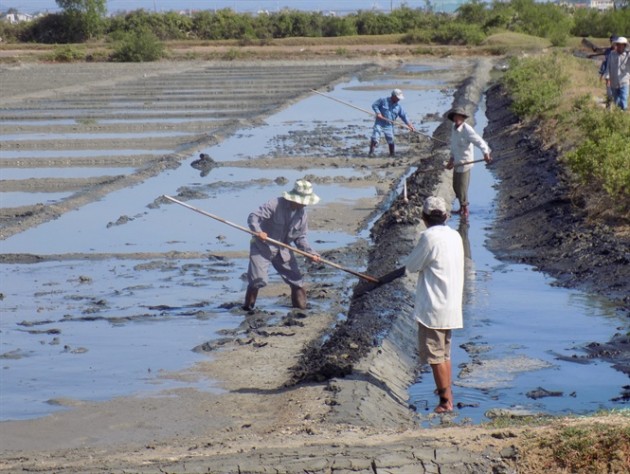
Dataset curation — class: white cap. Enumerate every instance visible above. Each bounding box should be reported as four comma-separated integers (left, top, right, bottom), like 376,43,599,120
423,196,447,216
614,36,628,44
391,88,404,100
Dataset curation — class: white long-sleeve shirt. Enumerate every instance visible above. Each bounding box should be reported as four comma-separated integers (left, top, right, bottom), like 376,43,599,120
450,122,491,173
404,225,464,329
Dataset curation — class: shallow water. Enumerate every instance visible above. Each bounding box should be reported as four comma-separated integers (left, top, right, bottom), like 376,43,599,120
408,97,629,424
0,166,371,255
0,65,453,420
200,76,450,162
0,167,136,180
1,258,237,420
0,149,171,159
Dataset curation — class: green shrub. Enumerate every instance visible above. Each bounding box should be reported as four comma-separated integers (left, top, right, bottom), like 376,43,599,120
501,53,569,118
49,45,84,62
400,29,433,44
431,21,486,45
564,106,630,200
111,28,164,62
222,48,243,60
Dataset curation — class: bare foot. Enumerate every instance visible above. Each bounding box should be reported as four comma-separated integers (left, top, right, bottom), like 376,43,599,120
434,401,453,413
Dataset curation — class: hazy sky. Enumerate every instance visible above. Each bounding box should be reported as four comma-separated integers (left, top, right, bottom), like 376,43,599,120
1,0,461,15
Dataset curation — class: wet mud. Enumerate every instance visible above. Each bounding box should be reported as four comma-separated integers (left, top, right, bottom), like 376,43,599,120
484,83,630,373
289,59,492,395
1,55,629,473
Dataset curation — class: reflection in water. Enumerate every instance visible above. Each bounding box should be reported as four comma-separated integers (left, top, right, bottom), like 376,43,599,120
458,220,476,307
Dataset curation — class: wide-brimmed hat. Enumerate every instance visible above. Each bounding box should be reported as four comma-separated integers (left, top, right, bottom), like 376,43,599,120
447,107,469,122
283,179,320,206
423,196,447,217
614,36,628,44
391,88,404,100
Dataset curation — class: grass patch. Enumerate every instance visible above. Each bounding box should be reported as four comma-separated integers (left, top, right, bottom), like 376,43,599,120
483,31,551,50
530,419,630,473
47,45,85,62
486,411,630,473
501,52,630,218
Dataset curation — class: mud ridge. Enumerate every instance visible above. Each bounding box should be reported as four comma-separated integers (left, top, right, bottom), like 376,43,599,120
290,59,495,428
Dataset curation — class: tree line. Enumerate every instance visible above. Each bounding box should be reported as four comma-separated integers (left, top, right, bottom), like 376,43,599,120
1,0,629,47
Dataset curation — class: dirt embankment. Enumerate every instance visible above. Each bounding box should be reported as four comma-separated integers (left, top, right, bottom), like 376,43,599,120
484,83,630,375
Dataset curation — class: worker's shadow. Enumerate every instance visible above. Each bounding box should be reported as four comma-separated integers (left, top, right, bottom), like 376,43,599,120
233,371,410,409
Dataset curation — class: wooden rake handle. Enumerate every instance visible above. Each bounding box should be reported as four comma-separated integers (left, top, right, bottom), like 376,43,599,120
163,195,379,283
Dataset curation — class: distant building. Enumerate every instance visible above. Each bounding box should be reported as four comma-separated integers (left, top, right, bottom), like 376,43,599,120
1,11,45,24
589,0,615,9
559,0,615,9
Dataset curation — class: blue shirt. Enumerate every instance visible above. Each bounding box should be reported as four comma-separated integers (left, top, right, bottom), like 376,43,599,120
599,47,614,76
372,97,410,128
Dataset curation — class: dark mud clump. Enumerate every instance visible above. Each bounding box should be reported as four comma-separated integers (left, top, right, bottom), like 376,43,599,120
584,332,630,376
190,153,218,177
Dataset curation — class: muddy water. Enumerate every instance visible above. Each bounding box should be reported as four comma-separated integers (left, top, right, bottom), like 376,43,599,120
409,98,629,424
0,62,455,421
4,61,624,425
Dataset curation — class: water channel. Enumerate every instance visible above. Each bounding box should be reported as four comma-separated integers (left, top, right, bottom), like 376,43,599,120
409,99,628,424
0,64,626,423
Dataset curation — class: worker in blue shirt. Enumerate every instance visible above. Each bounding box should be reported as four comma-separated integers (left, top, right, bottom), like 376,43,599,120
368,89,415,157
599,35,618,109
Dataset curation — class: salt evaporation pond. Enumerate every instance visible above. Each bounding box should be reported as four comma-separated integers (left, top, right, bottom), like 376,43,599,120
1,64,626,424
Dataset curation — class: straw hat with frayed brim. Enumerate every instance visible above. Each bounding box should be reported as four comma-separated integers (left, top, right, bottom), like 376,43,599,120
447,107,470,122
283,179,320,206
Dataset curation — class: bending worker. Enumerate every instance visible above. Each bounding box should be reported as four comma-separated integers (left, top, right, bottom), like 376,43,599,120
368,88,415,157
446,107,492,219
243,179,320,311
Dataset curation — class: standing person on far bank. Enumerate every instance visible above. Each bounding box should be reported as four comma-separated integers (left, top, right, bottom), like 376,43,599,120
243,179,320,311
446,107,492,219
605,36,629,111
405,196,464,414
368,89,415,157
599,35,618,109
